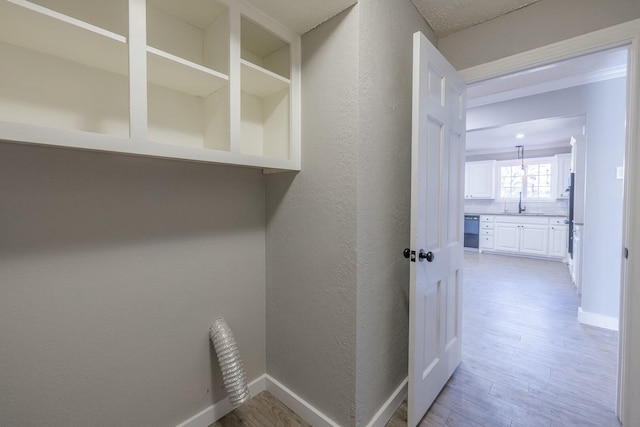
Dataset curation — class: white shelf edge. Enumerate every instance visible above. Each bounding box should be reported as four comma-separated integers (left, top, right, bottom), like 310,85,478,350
147,46,228,81
240,59,290,98
147,46,229,96
0,121,299,171
6,0,126,43
240,58,290,84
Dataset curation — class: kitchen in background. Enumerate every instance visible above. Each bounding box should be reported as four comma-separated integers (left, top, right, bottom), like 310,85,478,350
463,46,627,331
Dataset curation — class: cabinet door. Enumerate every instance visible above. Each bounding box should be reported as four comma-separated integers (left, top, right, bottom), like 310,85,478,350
549,225,568,258
520,224,549,256
465,161,495,199
555,153,572,199
494,222,519,252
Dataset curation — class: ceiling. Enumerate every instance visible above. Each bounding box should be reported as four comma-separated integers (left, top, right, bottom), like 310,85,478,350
466,47,628,155
411,0,542,37
245,0,541,36
466,116,585,155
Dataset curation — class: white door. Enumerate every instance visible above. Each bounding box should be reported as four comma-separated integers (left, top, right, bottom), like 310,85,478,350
408,31,465,427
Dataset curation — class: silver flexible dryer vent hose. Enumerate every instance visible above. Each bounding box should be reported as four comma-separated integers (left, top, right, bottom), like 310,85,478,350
209,318,250,407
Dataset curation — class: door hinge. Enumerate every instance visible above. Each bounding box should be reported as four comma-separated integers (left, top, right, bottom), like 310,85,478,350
403,248,416,262
624,247,629,259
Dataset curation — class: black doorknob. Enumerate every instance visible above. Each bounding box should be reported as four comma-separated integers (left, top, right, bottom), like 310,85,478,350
419,250,434,262
403,248,411,259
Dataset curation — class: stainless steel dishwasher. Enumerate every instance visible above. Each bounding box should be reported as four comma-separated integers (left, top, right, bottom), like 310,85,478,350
464,215,480,249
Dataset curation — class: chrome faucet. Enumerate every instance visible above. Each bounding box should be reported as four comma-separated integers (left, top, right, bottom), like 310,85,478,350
519,191,526,214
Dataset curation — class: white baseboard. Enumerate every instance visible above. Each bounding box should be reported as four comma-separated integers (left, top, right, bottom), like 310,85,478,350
578,307,619,331
265,375,341,427
176,375,267,427
365,378,408,427
177,374,407,427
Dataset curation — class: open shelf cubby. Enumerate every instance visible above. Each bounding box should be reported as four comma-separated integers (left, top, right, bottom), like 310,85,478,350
240,15,291,160
0,0,130,136
146,0,230,149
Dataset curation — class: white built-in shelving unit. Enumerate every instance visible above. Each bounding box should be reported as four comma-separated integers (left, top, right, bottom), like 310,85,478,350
0,0,301,170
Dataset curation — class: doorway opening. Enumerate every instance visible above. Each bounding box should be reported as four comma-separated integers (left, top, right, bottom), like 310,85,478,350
458,46,628,425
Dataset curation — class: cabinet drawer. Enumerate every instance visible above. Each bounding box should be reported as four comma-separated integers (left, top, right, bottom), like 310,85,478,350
481,222,494,230
480,236,494,248
481,229,494,237
481,215,495,222
550,218,569,225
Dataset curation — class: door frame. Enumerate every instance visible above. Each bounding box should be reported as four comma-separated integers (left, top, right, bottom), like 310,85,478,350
458,19,640,424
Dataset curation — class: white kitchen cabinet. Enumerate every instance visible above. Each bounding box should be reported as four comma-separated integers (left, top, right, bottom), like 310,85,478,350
479,215,495,251
519,224,549,256
494,222,520,252
548,218,568,259
0,0,301,171
572,224,583,293
555,153,572,199
465,160,495,199
493,221,548,255
483,215,569,259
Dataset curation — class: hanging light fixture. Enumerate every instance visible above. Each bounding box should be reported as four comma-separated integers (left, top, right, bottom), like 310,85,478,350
516,145,525,170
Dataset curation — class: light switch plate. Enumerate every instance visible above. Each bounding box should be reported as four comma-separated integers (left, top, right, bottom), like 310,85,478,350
617,166,624,180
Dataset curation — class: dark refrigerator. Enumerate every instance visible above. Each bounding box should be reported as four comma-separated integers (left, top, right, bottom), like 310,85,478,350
568,172,575,257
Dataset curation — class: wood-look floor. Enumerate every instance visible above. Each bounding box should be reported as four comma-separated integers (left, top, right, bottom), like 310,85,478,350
211,391,310,427
388,252,620,427
211,252,620,427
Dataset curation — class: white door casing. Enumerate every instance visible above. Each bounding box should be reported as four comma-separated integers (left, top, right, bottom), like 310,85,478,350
408,31,466,427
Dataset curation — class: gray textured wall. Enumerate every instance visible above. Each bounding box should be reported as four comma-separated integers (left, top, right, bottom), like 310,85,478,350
437,0,640,70
265,6,360,426
0,143,266,426
355,0,434,425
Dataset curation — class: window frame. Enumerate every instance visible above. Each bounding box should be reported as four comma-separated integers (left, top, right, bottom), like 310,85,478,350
495,156,556,202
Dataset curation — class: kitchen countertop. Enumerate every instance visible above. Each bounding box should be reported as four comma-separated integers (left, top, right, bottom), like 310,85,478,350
465,212,568,217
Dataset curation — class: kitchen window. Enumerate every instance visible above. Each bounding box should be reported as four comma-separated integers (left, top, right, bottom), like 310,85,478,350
498,159,552,200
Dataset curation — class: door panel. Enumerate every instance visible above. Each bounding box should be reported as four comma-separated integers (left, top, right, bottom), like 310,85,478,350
409,31,465,427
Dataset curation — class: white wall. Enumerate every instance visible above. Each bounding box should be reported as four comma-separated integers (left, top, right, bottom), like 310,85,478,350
0,143,267,426
438,0,640,70
467,78,626,320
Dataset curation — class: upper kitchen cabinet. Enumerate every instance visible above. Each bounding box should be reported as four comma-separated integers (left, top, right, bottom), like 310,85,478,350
465,160,496,199
0,0,301,171
555,153,572,199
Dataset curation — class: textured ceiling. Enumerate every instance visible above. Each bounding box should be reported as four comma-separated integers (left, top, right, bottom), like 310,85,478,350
412,0,542,37
243,0,543,37
243,0,357,34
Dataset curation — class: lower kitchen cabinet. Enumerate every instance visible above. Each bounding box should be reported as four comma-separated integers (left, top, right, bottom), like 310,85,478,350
494,222,548,256
549,224,569,258
479,215,567,260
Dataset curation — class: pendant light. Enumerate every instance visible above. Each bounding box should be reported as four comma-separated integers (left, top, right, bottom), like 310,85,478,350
516,145,525,171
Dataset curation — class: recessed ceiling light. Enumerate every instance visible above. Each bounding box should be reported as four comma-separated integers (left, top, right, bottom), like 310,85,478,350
516,133,525,139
